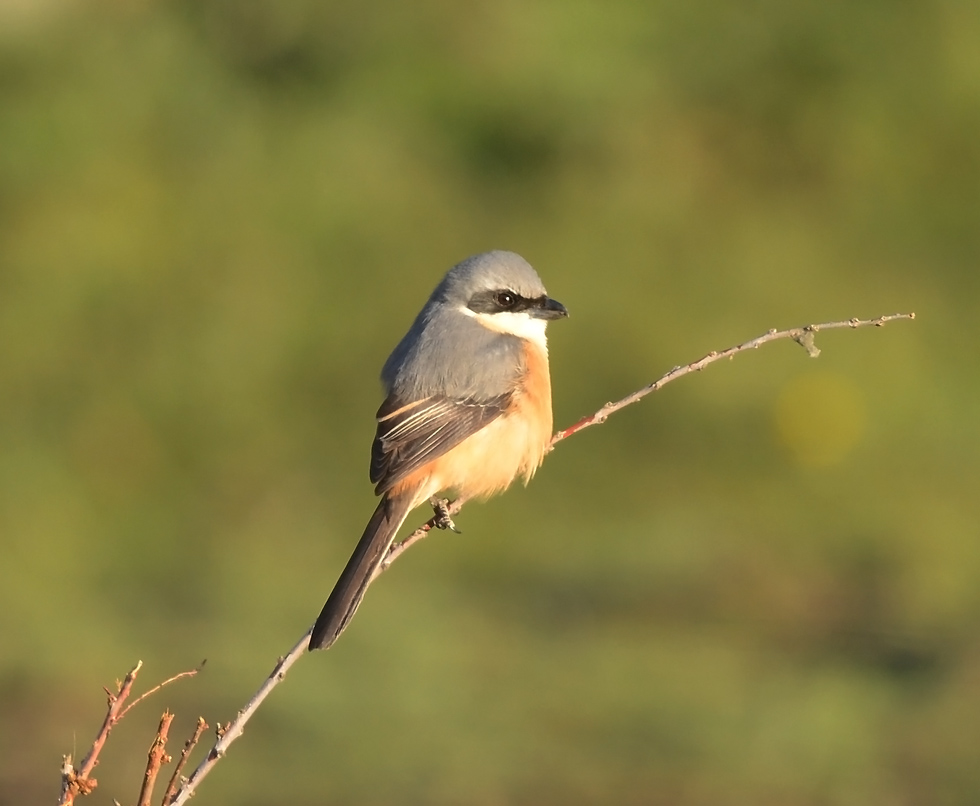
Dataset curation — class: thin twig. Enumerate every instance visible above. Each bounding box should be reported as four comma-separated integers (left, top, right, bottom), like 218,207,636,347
162,717,209,806
59,661,144,806
137,711,174,806
167,311,916,804
119,663,204,720
169,633,311,806
552,312,915,443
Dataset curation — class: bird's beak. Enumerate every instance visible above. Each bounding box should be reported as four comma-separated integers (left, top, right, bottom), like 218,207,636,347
533,297,568,320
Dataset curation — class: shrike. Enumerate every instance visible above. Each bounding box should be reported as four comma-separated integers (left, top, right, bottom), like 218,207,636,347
309,250,567,650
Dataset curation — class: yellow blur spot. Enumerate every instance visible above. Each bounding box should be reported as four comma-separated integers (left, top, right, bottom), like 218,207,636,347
774,372,866,467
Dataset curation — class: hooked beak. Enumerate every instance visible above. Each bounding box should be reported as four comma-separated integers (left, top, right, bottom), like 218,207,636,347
532,297,568,320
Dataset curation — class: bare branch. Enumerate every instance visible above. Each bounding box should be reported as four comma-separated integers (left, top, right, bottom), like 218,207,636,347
164,311,917,803
169,633,311,805
162,717,209,806
552,312,915,443
59,660,144,806
137,711,174,806
381,313,917,564
119,663,205,720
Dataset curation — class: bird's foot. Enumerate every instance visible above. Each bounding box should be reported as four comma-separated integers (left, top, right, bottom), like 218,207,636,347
429,497,461,533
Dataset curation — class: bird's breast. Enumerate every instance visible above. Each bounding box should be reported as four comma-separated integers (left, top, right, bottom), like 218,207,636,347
401,339,553,506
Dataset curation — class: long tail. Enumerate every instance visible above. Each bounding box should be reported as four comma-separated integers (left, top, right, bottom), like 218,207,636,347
309,492,415,650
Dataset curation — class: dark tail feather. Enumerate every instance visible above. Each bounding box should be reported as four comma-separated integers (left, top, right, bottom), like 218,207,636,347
309,493,414,650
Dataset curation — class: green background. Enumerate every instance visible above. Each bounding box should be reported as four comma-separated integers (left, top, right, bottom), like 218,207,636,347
1,1,976,804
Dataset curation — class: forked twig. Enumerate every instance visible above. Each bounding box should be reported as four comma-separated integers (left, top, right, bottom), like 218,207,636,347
59,661,144,806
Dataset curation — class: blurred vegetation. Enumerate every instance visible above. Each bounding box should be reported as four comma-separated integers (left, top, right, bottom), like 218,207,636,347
0,0,977,804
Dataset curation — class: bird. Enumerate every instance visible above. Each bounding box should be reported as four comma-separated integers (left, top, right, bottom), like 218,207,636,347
309,250,567,650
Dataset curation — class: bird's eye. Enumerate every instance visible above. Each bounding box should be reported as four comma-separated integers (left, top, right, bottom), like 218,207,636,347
495,291,517,309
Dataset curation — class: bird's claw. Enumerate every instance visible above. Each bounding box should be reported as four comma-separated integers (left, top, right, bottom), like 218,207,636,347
429,497,461,533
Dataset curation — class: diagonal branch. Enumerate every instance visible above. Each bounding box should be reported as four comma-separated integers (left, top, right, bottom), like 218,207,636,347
168,311,915,805
170,634,310,805
384,312,915,562
162,717,209,806
551,312,915,443
119,663,204,720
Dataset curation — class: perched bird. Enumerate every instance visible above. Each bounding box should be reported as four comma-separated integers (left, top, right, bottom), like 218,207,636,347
309,250,567,650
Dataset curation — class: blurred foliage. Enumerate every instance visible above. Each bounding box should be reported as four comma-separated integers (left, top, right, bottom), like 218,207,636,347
0,0,977,804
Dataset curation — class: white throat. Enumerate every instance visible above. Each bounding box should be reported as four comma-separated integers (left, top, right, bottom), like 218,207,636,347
460,307,550,352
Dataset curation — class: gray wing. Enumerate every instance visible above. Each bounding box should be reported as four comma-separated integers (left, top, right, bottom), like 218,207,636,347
371,393,512,495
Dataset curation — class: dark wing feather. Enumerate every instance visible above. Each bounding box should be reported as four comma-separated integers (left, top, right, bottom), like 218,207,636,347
371,393,512,494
